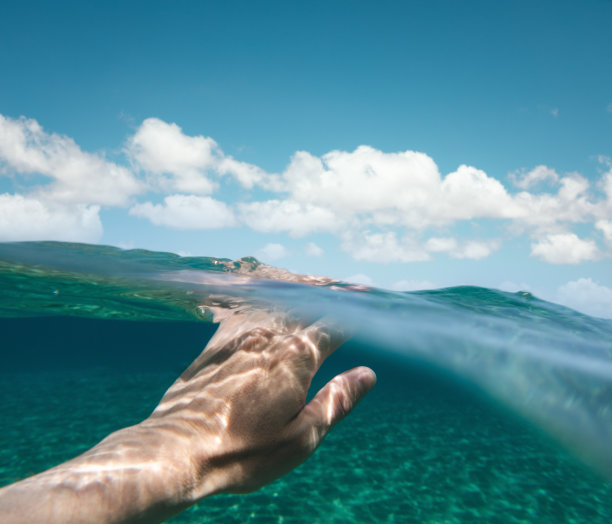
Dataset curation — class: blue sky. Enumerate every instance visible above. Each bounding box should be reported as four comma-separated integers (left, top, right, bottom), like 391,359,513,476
1,0,611,317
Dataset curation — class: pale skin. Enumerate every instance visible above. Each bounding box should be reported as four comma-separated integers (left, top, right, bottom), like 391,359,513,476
0,309,376,523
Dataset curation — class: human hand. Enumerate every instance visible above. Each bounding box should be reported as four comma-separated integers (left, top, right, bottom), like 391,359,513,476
142,310,376,503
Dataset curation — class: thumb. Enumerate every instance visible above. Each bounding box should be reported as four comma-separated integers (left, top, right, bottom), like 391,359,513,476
300,366,376,447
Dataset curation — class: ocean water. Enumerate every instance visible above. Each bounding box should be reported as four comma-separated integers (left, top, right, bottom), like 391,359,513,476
1,242,611,523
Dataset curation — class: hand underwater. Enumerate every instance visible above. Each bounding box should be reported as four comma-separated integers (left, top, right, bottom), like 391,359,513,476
0,311,376,523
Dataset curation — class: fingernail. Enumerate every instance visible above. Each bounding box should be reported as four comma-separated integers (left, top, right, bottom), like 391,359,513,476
357,366,377,390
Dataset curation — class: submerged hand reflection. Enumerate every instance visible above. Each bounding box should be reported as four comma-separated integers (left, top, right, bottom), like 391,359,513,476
0,311,376,524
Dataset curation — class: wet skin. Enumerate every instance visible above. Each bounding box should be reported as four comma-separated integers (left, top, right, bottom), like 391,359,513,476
0,310,376,523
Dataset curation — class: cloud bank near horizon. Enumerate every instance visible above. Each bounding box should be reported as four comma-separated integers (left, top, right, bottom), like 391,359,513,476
1,114,610,267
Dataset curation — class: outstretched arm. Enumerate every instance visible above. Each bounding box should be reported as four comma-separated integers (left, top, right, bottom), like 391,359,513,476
0,312,376,523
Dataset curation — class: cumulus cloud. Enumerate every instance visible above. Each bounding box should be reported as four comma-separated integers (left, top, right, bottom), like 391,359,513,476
596,220,612,245
425,237,500,260
305,242,324,257
129,194,236,229
2,113,609,268
0,114,143,206
425,237,458,253
240,145,536,262
0,193,102,242
390,279,437,291
279,147,520,230
237,144,607,264
438,165,520,222
530,233,600,264
239,200,338,237
510,165,559,189
235,143,606,264
126,118,277,192
283,147,442,219
341,231,430,263
451,240,501,260
510,174,598,234
255,243,289,262
340,231,499,264
126,118,218,194
556,278,612,319
217,156,281,190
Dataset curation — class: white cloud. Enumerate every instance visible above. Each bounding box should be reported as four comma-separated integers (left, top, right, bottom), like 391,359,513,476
126,118,218,194
239,200,339,237
551,108,559,118
1,113,609,269
0,193,102,242
510,165,559,189
390,279,437,291
438,165,520,222
284,147,442,220
595,220,612,245
254,145,603,257
556,278,612,319
280,148,521,229
217,156,281,191
129,194,236,229
341,231,430,263
126,118,278,192
512,174,596,230
255,243,288,262
305,242,324,257
0,114,143,206
452,240,500,260
425,237,458,253
425,237,500,260
338,231,501,264
530,233,600,264
241,146,533,260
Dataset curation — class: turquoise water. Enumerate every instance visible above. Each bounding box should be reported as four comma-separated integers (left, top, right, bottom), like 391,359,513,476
1,241,611,522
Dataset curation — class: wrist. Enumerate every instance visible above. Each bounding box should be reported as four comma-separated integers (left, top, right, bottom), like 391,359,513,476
132,417,223,505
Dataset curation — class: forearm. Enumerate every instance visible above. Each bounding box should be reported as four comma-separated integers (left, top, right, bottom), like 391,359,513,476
0,423,199,524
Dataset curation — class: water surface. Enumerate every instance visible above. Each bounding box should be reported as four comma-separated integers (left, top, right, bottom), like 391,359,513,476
1,241,610,522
